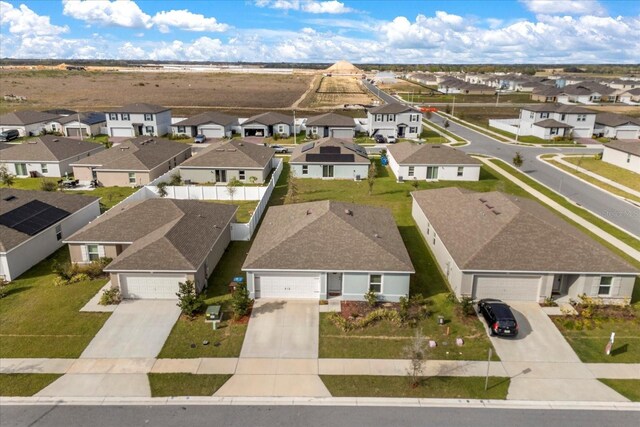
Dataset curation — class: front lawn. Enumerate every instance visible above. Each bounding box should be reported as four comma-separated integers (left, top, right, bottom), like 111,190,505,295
148,373,231,397
0,374,62,396
321,376,509,399
0,248,110,358
563,156,640,193
598,379,640,402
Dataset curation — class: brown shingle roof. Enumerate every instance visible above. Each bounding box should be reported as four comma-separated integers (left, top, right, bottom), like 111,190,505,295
70,136,190,171
523,104,595,114
180,139,274,169
107,103,169,114
0,111,60,126
289,137,370,164
172,111,237,127
412,188,637,274
0,135,103,162
0,189,98,252
305,113,356,128
605,141,640,157
243,112,292,126
387,142,481,165
243,200,414,272
66,198,237,272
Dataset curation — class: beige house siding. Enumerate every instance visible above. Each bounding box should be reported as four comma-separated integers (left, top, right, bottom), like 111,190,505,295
73,166,94,182
96,171,150,187
69,243,124,264
180,166,269,184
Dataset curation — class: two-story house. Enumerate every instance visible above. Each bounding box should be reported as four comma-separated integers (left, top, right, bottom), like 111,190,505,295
367,104,422,140
105,103,172,138
518,104,596,139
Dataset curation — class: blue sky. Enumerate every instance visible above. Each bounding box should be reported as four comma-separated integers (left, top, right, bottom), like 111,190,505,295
1,1,639,63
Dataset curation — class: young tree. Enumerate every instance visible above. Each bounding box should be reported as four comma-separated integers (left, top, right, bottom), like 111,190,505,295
231,283,252,320
168,172,182,186
156,182,168,198
285,167,299,204
512,151,524,169
227,177,241,202
367,160,377,195
404,330,428,388
176,280,204,319
0,165,15,188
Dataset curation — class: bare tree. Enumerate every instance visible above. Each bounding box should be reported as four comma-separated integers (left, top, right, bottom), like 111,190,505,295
367,161,377,195
227,177,241,202
404,329,428,388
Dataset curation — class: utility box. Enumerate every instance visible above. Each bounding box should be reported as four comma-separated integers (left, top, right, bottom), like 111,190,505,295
205,305,221,321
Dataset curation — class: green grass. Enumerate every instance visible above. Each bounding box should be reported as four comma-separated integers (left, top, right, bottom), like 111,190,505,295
563,156,640,193
208,200,259,223
148,373,231,397
321,376,509,399
0,248,110,358
399,92,533,104
598,379,640,401
423,120,465,142
0,374,62,396
487,125,575,145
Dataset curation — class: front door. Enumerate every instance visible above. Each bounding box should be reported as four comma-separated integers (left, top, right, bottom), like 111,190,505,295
136,125,143,136
426,166,438,180
552,275,563,294
322,165,334,178
323,127,329,137
397,126,406,137
215,169,227,182
328,273,342,296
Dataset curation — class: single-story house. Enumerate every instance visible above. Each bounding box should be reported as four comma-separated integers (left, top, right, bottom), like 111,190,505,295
240,112,293,138
305,112,356,139
602,141,640,173
66,199,237,299
171,111,238,139
0,188,100,281
386,142,481,181
105,103,172,138
56,112,107,137
179,139,275,184
0,111,61,137
412,188,638,304
617,88,640,104
0,135,105,178
289,137,370,179
242,200,414,301
70,136,191,187
594,113,640,140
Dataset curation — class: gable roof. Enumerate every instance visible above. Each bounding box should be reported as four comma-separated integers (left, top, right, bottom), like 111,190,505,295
522,104,595,114
0,135,102,162
0,111,60,126
69,136,190,171
369,104,418,115
412,188,637,274
107,103,169,114
595,113,640,128
387,142,480,166
57,112,106,126
66,198,237,272
243,112,292,126
243,200,414,273
289,137,370,164
180,139,274,169
533,118,573,128
305,113,356,128
172,111,237,127
605,141,640,157
0,188,98,252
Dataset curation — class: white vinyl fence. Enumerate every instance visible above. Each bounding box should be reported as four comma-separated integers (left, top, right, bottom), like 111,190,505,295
488,118,520,135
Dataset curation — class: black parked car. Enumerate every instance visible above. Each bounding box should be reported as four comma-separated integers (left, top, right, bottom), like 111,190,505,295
477,299,519,337
374,134,386,144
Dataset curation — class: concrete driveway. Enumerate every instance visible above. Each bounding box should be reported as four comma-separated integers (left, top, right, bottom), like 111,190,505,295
240,299,319,359
81,300,181,359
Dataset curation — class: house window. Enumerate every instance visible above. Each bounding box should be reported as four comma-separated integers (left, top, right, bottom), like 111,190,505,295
87,244,100,261
91,168,98,180
109,113,118,120
561,114,566,121
540,112,549,119
409,127,417,134
121,113,130,121
598,276,612,296
388,114,395,122
550,128,558,135
128,172,136,184
426,222,430,235
55,224,62,241
433,233,436,245
529,112,534,119
302,165,308,175
51,124,57,131
369,274,382,293
408,166,414,177
457,167,464,177
145,126,154,135
278,125,284,133
312,126,318,135
375,114,382,122
41,163,48,174
411,114,419,122
239,170,246,180
15,163,27,176
577,114,586,122
144,113,153,121
177,126,185,133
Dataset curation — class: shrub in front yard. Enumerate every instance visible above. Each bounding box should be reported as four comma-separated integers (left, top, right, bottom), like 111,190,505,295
231,283,252,320
364,289,378,307
329,308,402,332
99,287,121,305
39,179,57,192
459,296,476,317
176,280,205,319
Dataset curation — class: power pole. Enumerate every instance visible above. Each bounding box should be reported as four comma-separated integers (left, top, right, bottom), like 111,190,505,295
293,110,296,145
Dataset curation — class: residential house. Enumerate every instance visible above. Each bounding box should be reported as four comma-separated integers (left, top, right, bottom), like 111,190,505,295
412,188,638,304
407,72,438,86
171,111,238,139
66,199,237,299
0,135,104,178
289,137,370,180
518,104,596,139
305,112,356,139
603,79,639,91
70,136,191,187
55,112,106,137
367,104,422,139
532,82,616,104
240,112,293,138
617,88,640,104
386,143,481,182
242,200,414,301
0,189,100,281
0,111,60,136
179,139,275,184
594,113,640,140
602,141,640,173
437,78,495,95
105,103,171,138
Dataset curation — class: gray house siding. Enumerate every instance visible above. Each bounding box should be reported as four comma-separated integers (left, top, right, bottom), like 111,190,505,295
191,222,231,293
367,111,422,138
342,272,410,302
291,163,369,180
107,110,172,137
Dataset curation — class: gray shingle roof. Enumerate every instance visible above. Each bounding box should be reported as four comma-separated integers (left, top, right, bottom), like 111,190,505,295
0,189,98,252
243,200,414,273
172,111,237,127
595,113,640,128
107,103,169,114
57,112,106,126
412,188,637,274
243,112,292,126
70,136,190,171
67,198,237,272
534,119,574,128
180,139,274,169
369,104,418,114
523,104,595,114
387,142,481,166
0,111,60,126
305,113,356,128
0,135,103,162
605,141,640,157
289,137,370,164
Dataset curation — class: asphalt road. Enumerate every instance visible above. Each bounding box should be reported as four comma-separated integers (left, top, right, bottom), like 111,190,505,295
363,79,400,104
2,405,639,427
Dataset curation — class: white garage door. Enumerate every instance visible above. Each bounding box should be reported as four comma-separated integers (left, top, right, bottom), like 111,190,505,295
200,126,224,138
120,273,186,299
616,129,638,139
472,275,541,301
331,128,354,138
255,273,320,299
111,127,134,137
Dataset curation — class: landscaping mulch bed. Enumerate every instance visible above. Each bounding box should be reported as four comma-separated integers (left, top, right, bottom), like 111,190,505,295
340,301,398,319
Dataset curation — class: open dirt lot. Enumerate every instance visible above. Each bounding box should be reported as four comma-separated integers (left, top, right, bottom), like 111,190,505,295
300,75,375,108
0,70,313,113
378,80,427,93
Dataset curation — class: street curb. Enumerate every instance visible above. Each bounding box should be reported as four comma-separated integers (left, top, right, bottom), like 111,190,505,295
1,396,639,411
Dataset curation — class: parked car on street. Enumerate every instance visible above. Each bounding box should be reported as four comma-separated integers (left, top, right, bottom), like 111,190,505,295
477,299,519,337
194,134,207,144
0,129,19,142
374,134,386,144
271,144,288,154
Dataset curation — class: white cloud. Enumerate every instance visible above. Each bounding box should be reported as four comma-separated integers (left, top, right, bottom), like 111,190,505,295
151,10,230,33
62,0,152,29
519,0,606,16
255,0,354,14
0,1,69,36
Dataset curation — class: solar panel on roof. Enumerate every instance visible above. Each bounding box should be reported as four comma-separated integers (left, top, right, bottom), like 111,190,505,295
301,142,315,153
0,200,70,236
343,143,368,157
306,153,355,163
319,146,340,154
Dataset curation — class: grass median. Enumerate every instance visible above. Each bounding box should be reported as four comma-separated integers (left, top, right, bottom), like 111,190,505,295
148,373,231,397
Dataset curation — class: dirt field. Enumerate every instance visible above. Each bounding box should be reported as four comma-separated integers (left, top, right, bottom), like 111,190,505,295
300,75,375,108
586,105,640,116
0,70,313,113
378,80,426,93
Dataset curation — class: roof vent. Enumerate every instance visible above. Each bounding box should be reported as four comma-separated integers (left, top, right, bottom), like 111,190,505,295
486,204,494,209
374,233,380,238
120,146,130,150
27,140,38,144
238,142,243,146
344,209,353,216
53,139,59,142
215,148,225,152
3,195,16,201
227,148,237,152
